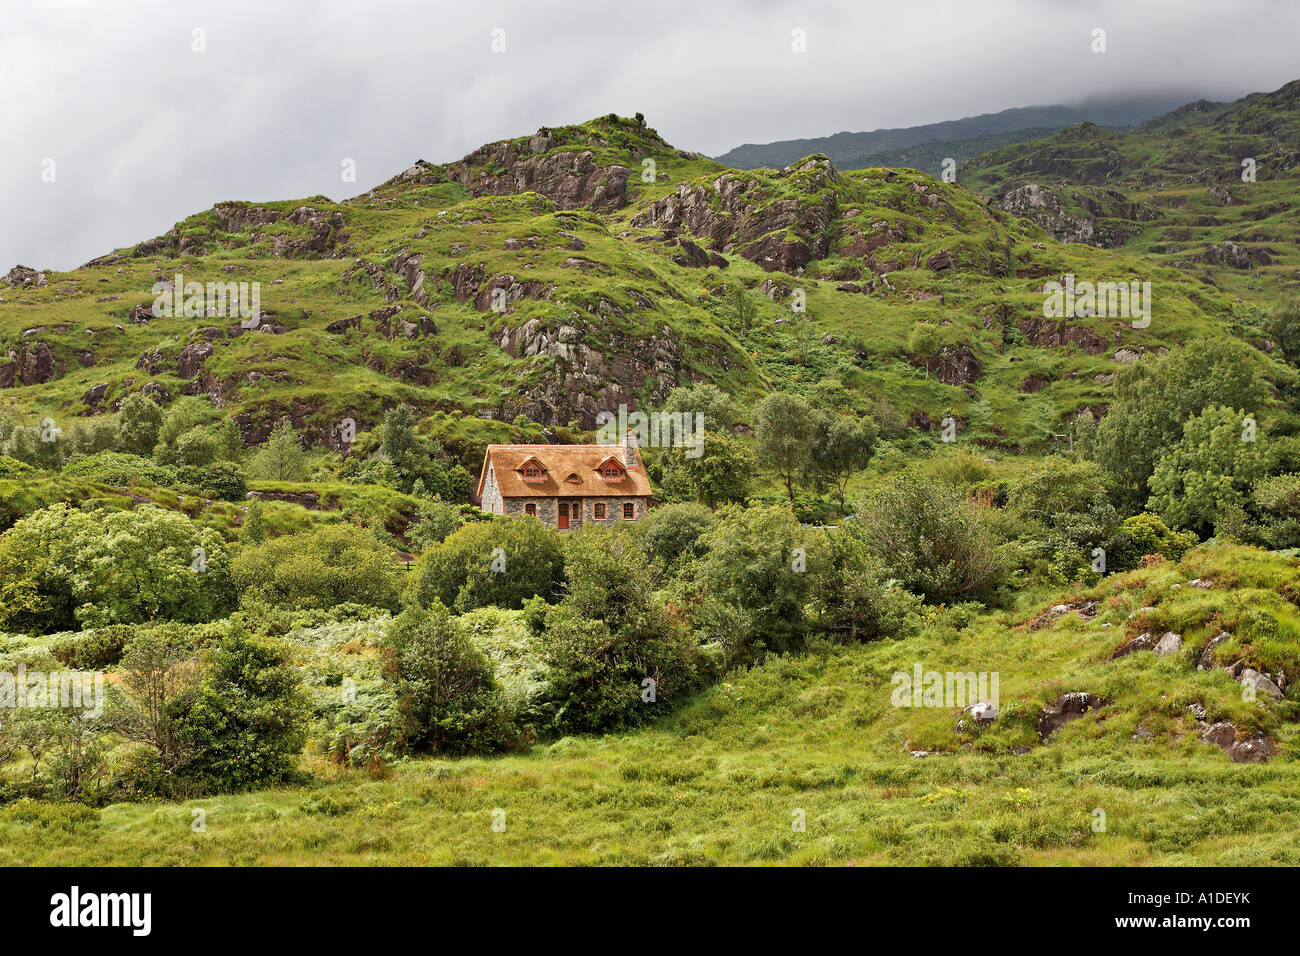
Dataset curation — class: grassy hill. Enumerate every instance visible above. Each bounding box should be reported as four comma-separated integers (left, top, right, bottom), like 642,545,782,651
2,112,1290,457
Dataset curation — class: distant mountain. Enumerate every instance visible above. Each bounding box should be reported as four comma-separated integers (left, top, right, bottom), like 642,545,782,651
713,96,1200,170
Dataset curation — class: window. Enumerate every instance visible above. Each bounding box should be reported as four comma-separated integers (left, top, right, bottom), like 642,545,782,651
524,503,537,517
601,461,623,481
622,501,635,520
593,503,606,519
523,465,542,482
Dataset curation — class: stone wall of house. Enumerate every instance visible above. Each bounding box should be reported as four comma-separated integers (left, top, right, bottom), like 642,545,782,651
502,495,648,528
480,464,503,514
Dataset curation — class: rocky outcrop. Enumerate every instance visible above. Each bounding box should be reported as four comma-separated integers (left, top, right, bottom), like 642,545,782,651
3,265,47,289
1017,317,1107,355
913,343,982,385
447,139,630,212
631,160,839,273
177,341,215,378
1200,722,1274,763
998,183,1134,248
1037,691,1104,739
494,319,685,427
0,342,63,387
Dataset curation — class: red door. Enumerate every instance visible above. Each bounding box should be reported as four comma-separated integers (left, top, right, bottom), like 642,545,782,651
557,502,570,529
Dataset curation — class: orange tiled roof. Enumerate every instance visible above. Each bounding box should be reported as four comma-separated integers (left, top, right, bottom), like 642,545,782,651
477,444,653,499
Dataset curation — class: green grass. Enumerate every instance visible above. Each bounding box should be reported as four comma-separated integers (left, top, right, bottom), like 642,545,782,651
2,542,1297,866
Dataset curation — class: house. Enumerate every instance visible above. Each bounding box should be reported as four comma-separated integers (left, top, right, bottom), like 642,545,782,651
475,431,652,529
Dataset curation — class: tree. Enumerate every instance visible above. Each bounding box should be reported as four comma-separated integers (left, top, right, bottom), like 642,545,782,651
1091,339,1270,511
407,495,463,550
725,283,757,335
1147,405,1266,537
170,628,309,793
240,500,266,545
810,522,921,642
753,392,815,507
654,428,754,507
808,411,876,513
153,397,209,462
109,627,197,774
247,418,307,481
115,394,163,457
0,503,234,631
1268,298,1300,367
382,603,515,754
537,528,701,733
232,524,402,611
637,502,718,571
663,382,740,431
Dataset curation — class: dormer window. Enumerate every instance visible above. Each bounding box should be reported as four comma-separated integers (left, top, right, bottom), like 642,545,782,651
518,456,546,483
597,456,624,481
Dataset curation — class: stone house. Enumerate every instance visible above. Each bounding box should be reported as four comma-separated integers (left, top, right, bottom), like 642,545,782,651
474,432,652,529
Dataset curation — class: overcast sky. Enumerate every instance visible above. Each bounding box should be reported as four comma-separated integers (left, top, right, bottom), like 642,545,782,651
3,0,1298,272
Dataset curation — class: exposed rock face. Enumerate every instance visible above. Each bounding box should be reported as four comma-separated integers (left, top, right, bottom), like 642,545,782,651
1017,318,1107,354
1037,691,1104,738
1200,722,1274,763
631,160,839,273
1195,240,1271,269
998,183,1136,248
1197,632,1231,670
448,141,630,212
494,319,684,427
177,341,215,378
82,383,109,406
0,342,63,387
914,343,982,385
1108,631,1157,662
1153,632,1183,657
3,265,47,289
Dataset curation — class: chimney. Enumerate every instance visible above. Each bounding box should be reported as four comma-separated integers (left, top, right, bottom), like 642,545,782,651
623,428,639,468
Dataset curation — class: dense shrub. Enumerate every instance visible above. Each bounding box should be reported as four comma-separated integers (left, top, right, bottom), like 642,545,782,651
0,503,234,632
232,524,403,612
689,505,812,658
61,451,176,487
51,625,134,669
853,475,1005,604
408,517,564,613
382,604,515,754
810,522,922,642
1107,513,1198,571
176,461,247,501
637,502,717,571
537,528,701,733
169,628,309,793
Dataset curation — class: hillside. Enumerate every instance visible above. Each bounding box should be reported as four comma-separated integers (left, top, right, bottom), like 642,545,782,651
1,112,1289,458
960,80,1300,303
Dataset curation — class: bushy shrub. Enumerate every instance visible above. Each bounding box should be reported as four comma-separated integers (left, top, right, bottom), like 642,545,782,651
382,604,515,754
1107,513,1198,571
169,628,309,793
176,461,247,501
810,522,922,641
853,474,1005,604
51,625,134,669
61,451,176,487
232,524,403,612
537,528,701,733
637,502,717,571
0,503,234,632
688,505,812,658
408,517,563,613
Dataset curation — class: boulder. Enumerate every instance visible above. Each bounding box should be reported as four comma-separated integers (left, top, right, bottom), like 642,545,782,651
1200,721,1274,763
1153,632,1183,657
1037,692,1103,739
1107,632,1156,662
